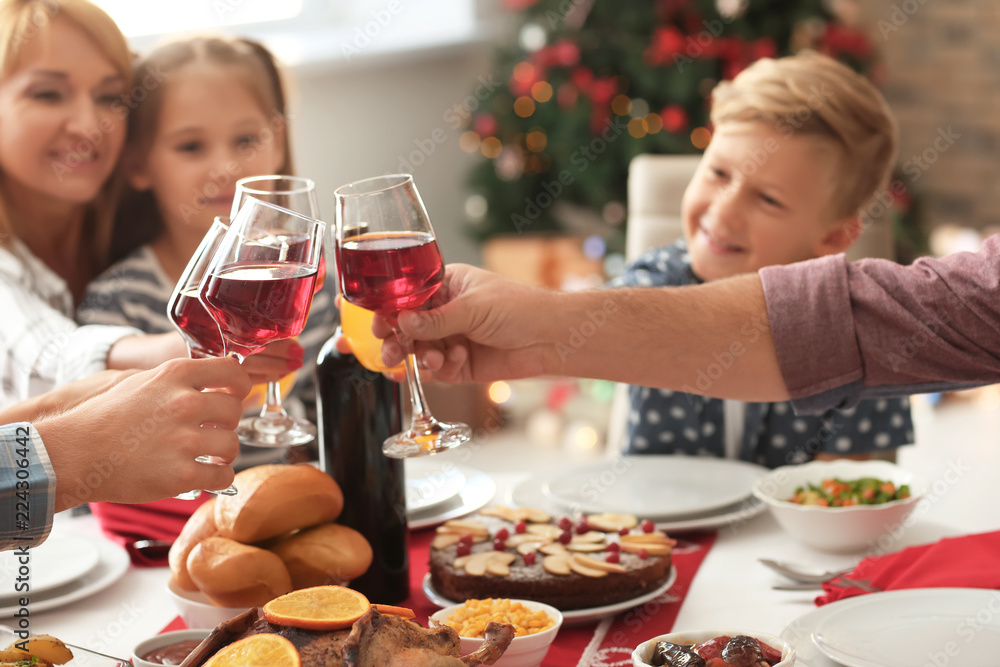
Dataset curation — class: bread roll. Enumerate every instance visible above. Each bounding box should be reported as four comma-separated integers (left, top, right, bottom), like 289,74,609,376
270,523,374,589
214,465,344,543
169,498,218,592
187,536,292,607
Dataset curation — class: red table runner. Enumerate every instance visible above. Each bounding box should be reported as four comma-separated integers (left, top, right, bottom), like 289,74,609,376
162,528,717,666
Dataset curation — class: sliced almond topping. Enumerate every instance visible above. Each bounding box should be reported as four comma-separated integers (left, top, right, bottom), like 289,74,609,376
566,543,605,552
620,532,671,544
431,534,461,550
480,506,520,521
453,553,475,569
619,542,671,556
516,541,546,556
571,531,605,544
571,553,627,574
441,519,490,534
539,543,568,556
487,559,511,576
523,508,552,523
526,524,562,540
463,552,493,576
506,533,547,547
569,554,609,578
586,513,639,532
543,554,571,575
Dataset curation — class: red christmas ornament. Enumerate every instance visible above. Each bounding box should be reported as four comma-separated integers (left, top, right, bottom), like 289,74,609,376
752,37,777,60
570,66,594,93
473,114,498,137
661,104,688,133
645,26,686,65
554,39,581,67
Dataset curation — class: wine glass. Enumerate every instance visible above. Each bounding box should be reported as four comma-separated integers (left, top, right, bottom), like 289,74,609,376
230,175,323,446
198,197,324,367
334,174,471,458
166,217,238,498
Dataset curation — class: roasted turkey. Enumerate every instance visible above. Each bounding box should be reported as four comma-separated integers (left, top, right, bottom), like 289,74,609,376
180,607,515,667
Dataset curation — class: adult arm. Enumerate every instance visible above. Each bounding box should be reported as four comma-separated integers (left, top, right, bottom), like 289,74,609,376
382,263,788,400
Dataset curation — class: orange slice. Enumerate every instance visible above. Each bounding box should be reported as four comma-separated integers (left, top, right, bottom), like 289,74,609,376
262,585,371,630
373,604,416,619
202,634,300,667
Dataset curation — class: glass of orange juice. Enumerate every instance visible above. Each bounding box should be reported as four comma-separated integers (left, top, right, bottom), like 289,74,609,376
340,299,405,373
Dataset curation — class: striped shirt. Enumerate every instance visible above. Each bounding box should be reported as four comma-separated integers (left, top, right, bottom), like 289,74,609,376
0,240,141,409
77,245,337,416
0,423,55,551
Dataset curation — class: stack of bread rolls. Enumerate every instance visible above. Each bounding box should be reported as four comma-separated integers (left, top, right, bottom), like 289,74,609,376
169,464,373,607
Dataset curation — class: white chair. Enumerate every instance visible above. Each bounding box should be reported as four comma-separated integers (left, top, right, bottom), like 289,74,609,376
605,154,897,455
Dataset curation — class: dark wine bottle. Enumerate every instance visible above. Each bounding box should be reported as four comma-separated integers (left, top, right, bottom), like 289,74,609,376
315,327,410,603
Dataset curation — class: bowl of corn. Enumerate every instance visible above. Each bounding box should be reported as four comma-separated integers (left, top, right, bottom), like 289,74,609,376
429,597,563,667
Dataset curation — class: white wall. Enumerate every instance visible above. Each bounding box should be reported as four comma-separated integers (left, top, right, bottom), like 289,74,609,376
288,42,495,266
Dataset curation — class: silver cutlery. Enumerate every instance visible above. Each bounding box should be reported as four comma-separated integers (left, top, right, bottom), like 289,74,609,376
759,558,854,584
772,575,881,593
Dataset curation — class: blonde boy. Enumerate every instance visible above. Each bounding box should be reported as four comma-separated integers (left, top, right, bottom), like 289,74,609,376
619,51,912,466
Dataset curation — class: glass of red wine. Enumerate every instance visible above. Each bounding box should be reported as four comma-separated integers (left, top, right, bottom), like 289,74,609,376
166,217,238,498
230,176,323,447
198,197,324,371
334,174,471,458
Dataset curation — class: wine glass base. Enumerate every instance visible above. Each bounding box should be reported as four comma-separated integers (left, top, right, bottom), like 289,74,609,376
382,420,472,458
237,414,316,447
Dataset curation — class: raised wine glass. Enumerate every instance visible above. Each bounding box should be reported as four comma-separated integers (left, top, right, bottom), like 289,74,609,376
199,198,324,371
334,174,471,458
230,175,323,446
166,217,237,498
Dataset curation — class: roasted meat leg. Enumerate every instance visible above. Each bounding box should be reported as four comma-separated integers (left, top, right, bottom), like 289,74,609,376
342,608,514,667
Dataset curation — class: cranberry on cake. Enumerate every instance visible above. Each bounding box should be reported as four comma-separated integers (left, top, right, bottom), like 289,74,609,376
428,507,674,611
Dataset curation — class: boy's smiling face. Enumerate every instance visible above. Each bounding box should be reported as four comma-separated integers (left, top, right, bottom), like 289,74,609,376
682,122,857,282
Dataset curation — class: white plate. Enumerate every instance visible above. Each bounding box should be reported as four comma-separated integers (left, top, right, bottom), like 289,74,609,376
780,604,841,667
408,466,496,530
811,588,1000,667
511,471,766,533
0,534,101,596
0,536,130,617
541,456,767,520
422,567,677,626
405,459,467,513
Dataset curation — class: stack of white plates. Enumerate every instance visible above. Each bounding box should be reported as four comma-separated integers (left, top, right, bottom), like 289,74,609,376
404,459,496,530
0,534,130,617
510,456,768,532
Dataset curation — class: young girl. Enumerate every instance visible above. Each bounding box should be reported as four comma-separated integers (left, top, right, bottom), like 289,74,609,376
77,36,335,421
76,36,334,552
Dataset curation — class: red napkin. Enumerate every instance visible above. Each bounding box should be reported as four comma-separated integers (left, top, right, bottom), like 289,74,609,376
817,530,1000,605
90,496,210,566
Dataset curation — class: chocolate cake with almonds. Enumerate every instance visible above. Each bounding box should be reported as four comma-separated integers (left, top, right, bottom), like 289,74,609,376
428,507,674,611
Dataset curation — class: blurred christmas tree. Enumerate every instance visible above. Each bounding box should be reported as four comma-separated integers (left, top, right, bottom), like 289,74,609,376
459,0,881,249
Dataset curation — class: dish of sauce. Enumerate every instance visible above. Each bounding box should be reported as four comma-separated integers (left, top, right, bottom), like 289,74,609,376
140,639,203,665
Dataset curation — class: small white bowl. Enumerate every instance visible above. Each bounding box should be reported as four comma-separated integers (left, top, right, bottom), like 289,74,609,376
430,599,563,667
752,459,924,553
632,630,795,666
166,578,250,630
132,629,211,667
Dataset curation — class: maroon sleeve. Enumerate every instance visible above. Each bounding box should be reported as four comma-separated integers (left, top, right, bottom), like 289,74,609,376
760,236,1000,410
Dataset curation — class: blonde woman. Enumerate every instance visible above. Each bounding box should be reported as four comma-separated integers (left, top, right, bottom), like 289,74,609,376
0,0,294,408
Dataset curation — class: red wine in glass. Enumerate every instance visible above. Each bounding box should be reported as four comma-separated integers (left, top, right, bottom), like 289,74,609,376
338,231,444,314
201,260,317,359
170,287,227,358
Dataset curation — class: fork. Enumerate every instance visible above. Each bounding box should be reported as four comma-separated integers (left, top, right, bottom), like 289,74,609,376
772,575,881,592
759,558,854,584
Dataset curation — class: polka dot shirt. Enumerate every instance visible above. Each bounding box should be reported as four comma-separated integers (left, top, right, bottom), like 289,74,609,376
613,240,915,468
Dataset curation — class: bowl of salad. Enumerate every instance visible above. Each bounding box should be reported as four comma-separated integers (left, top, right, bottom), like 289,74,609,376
752,460,925,552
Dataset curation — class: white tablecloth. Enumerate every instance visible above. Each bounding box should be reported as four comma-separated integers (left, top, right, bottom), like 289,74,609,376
7,397,1000,665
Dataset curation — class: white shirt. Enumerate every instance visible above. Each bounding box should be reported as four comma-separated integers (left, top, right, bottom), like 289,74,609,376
0,239,140,408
